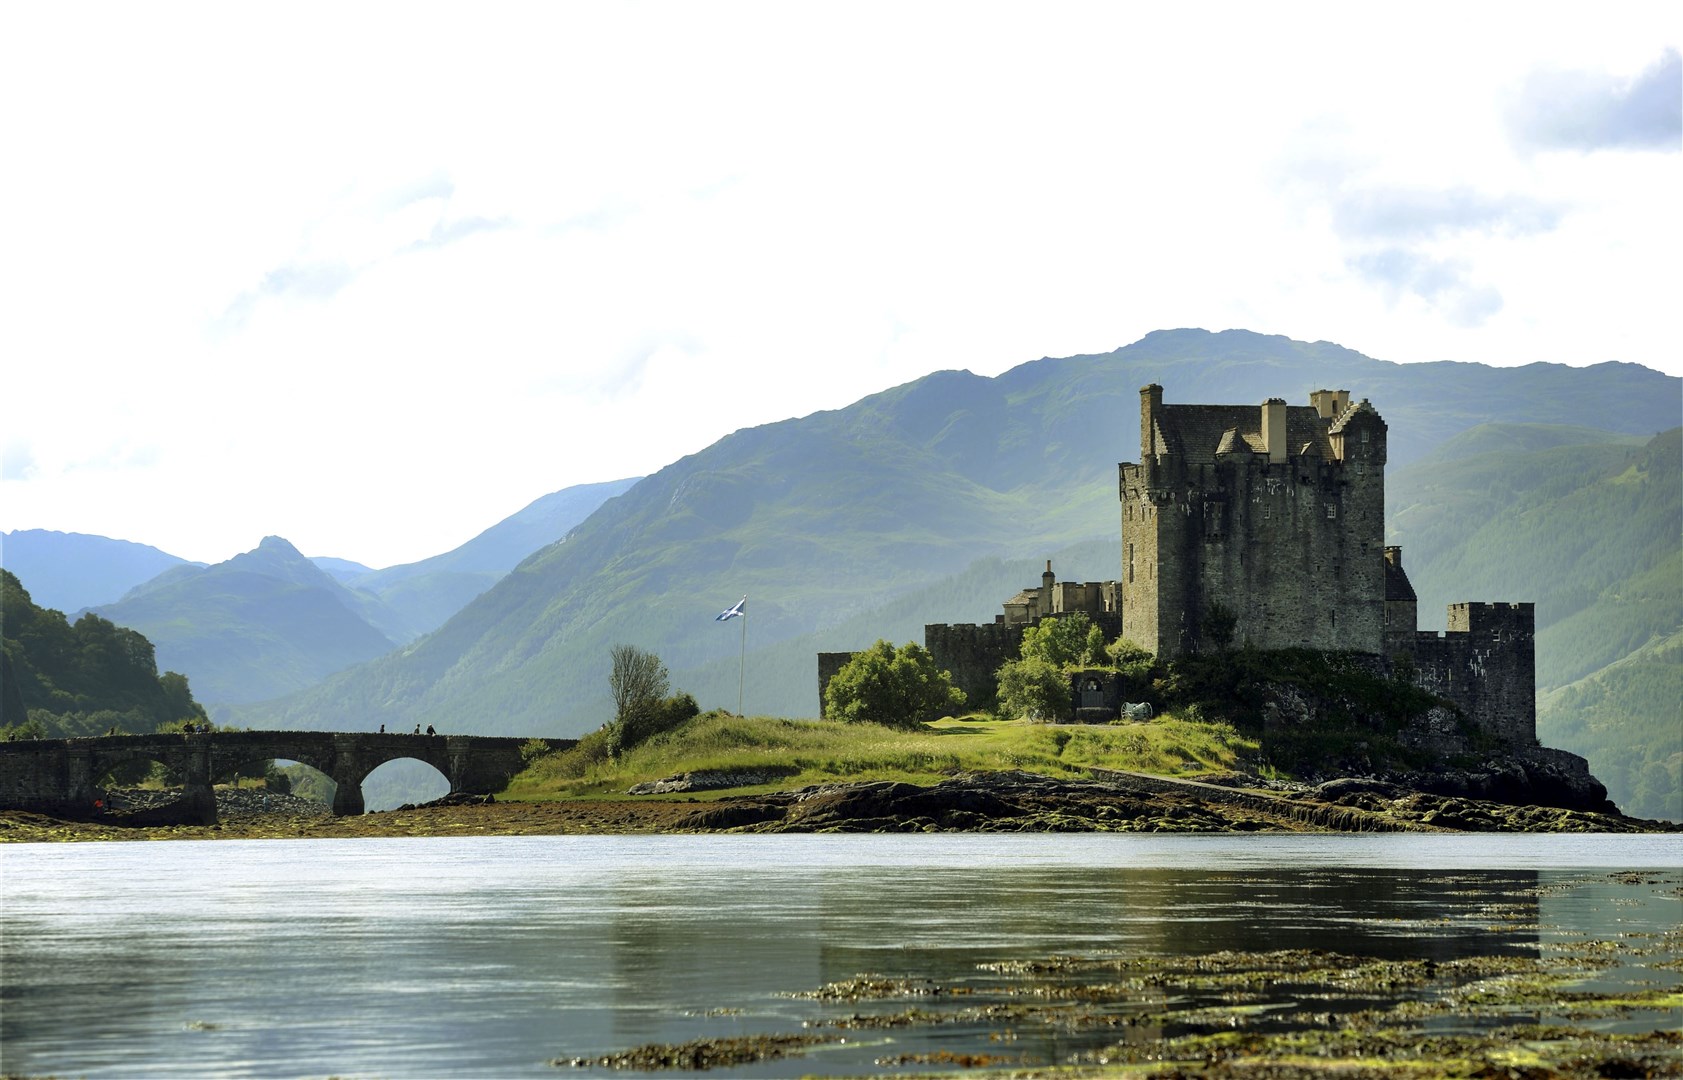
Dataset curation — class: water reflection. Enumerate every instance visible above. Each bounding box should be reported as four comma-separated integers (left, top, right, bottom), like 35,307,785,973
0,836,1675,1079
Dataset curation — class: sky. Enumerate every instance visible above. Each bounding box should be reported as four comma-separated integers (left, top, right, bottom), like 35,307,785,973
3,2,1679,570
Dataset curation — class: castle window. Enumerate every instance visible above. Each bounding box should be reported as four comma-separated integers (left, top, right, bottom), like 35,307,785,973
1361,428,1371,443
1326,503,1337,519
1127,543,1134,583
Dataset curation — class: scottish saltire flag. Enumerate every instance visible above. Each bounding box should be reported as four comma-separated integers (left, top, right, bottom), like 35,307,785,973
715,596,747,621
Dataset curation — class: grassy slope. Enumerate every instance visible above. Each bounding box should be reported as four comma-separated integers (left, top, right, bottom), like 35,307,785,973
504,711,1255,802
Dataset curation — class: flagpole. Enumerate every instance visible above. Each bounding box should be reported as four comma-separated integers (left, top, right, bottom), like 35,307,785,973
737,600,746,717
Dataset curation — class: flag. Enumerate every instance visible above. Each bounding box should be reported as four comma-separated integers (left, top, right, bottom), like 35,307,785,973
715,596,747,621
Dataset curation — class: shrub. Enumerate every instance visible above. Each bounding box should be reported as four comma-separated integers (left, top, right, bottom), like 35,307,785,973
825,640,966,729
608,691,701,757
996,655,1071,723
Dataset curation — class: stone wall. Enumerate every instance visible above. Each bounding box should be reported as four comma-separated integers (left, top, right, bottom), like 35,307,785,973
923,622,1027,711
816,652,858,719
1402,603,1537,746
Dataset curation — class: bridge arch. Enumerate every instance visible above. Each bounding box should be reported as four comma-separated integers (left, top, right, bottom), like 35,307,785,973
359,757,452,812
0,732,572,822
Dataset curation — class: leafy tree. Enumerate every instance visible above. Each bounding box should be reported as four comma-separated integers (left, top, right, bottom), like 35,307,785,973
825,640,966,729
995,655,1070,722
1105,638,1157,683
608,644,670,725
1018,613,1098,669
603,645,698,756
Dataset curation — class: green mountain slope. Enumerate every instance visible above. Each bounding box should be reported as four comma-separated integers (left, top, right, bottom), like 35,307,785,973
1388,427,1682,821
228,329,1681,751
1,530,199,612
93,536,401,706
2,569,208,736
344,476,643,640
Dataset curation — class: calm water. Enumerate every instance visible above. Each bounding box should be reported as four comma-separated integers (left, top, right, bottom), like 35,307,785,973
2,834,1679,1078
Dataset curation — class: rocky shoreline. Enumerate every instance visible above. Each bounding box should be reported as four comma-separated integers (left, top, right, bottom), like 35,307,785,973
0,769,1671,842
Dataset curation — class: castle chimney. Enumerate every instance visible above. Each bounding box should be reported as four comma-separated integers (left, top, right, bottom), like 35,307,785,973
1140,384,1163,461
1312,389,1352,418
1261,398,1287,464
1385,546,1402,568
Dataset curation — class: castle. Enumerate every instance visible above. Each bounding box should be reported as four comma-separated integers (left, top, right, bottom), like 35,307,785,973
824,384,1538,748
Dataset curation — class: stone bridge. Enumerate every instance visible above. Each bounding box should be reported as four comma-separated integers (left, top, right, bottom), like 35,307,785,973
0,731,575,824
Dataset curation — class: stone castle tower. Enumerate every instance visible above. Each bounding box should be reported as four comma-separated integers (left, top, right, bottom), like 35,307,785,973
825,381,1544,752
1119,385,1388,658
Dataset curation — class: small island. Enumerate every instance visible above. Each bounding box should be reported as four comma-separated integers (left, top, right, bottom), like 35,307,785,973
1,384,1672,842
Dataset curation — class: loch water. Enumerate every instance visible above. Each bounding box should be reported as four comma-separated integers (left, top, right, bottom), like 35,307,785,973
2,833,1679,1078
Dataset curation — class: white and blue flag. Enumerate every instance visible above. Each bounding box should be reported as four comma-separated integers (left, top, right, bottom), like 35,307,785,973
715,596,747,621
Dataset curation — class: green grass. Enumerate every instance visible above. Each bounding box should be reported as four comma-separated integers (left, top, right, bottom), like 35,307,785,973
502,710,1258,802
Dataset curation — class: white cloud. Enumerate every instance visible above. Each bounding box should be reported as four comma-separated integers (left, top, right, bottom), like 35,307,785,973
2,2,1679,567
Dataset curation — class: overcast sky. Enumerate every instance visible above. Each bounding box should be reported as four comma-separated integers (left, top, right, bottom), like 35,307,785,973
3,3,1679,569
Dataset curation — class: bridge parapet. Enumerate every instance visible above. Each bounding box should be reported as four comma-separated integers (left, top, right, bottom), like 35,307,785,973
0,731,575,823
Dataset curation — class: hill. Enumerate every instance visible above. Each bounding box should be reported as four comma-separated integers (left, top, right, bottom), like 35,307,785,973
92,536,403,707
1,569,208,737
227,329,1680,761
0,530,198,612
345,476,641,639
1388,426,1682,821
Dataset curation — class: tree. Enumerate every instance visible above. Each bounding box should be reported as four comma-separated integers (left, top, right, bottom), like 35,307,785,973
995,655,1070,723
609,644,670,725
1105,638,1157,683
605,645,695,757
1019,613,1099,669
825,640,966,729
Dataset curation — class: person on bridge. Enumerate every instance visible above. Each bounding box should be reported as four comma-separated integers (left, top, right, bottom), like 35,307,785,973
426,725,436,736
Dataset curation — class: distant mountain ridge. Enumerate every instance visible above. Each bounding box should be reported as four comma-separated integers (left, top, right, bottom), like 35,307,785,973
344,477,641,637
11,478,641,710
226,329,1681,778
1,530,199,613
91,536,403,706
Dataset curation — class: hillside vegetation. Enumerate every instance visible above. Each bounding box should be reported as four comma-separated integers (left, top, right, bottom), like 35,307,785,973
228,330,1680,741
1389,426,1682,821
2,569,208,737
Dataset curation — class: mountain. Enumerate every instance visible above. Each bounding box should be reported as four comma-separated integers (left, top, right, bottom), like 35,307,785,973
1386,426,1681,821
0,530,199,612
344,477,641,639
311,557,376,582
227,329,1681,762
91,536,403,707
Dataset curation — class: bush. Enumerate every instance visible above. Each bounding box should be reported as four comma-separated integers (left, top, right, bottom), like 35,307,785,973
608,691,701,757
825,640,966,729
1105,638,1157,683
996,655,1071,723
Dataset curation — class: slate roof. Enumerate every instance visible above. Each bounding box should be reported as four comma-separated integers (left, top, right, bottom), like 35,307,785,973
1153,404,1334,464
1385,558,1418,602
